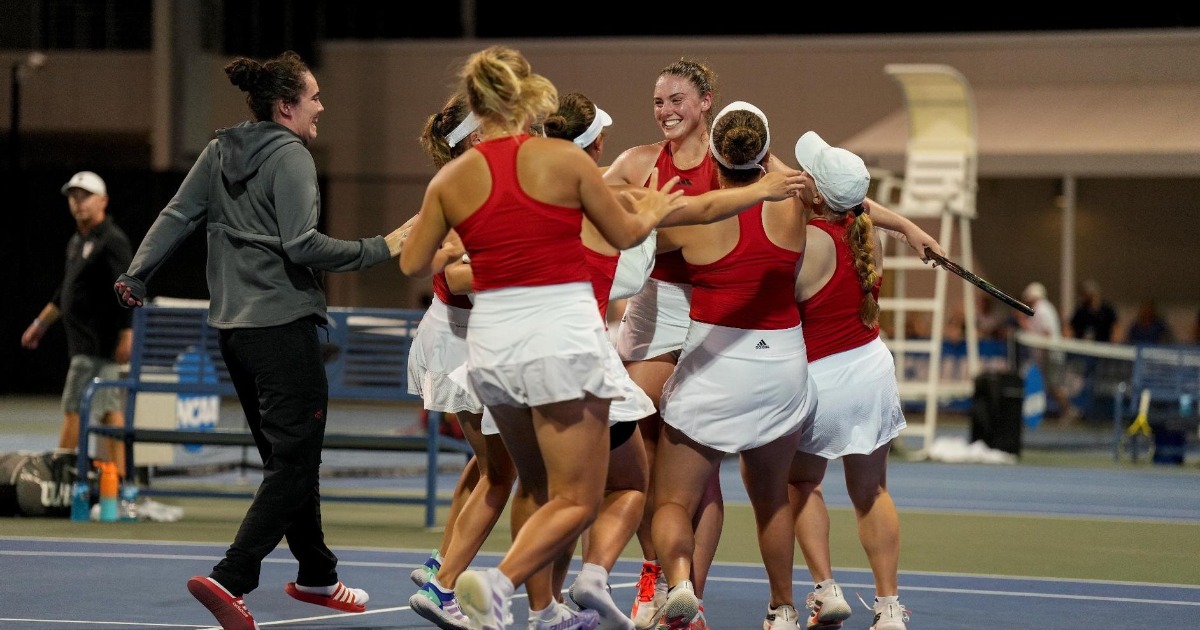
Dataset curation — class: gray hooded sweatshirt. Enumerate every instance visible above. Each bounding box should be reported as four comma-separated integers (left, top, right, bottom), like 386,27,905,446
118,121,391,328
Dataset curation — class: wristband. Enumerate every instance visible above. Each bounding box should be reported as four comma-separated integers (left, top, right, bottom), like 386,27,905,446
32,317,46,330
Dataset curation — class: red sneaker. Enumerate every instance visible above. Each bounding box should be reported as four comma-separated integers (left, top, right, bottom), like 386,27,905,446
284,581,368,613
631,562,666,629
187,576,258,630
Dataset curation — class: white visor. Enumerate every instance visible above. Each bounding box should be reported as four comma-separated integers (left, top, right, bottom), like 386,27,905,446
446,111,480,148
708,101,770,170
573,106,613,148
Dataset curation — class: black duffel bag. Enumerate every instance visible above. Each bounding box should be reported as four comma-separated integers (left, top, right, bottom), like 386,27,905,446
0,450,78,517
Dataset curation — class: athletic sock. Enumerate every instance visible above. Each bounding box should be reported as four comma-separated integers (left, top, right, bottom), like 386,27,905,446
579,562,609,582
531,604,559,621
295,583,337,595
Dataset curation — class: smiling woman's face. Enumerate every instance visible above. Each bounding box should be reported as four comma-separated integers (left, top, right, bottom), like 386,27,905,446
280,71,324,143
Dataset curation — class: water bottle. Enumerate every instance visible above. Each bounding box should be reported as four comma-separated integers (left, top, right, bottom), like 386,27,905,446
97,462,119,523
119,481,139,522
70,480,92,522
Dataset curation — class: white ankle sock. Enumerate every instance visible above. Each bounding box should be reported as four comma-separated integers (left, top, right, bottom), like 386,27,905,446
295,583,337,595
296,582,369,605
579,562,608,582
532,603,561,621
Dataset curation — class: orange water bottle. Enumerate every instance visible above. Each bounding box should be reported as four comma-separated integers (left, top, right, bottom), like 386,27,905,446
96,462,119,522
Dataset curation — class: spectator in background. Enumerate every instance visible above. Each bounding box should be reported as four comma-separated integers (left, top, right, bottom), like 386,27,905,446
1126,299,1173,344
1068,279,1117,342
943,305,966,344
902,313,932,340
1019,282,1080,424
21,171,132,477
977,294,1015,341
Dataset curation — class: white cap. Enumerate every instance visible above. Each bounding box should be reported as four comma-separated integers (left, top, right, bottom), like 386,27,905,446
793,131,869,212
1023,282,1047,302
61,171,107,197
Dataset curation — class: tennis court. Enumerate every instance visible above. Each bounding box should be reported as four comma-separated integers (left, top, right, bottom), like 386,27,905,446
2,395,1198,629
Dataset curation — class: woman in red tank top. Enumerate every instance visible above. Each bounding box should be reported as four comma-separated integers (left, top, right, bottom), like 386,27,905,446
601,58,726,630
407,93,526,630
789,131,942,630
399,45,685,630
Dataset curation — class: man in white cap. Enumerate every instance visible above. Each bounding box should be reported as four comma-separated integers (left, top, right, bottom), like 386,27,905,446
21,171,133,475
1019,281,1080,424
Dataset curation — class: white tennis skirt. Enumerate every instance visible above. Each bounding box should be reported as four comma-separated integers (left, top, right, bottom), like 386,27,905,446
407,296,482,414
467,283,624,408
610,231,658,301
605,338,656,423
615,278,692,361
796,337,906,458
660,321,817,454
473,339,653,435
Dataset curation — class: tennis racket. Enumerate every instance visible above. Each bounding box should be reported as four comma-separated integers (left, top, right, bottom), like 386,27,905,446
923,247,1034,316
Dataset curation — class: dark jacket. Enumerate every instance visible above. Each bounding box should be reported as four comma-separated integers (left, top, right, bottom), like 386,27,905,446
118,121,391,328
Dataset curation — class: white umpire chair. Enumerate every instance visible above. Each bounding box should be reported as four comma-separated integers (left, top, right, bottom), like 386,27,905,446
872,64,982,456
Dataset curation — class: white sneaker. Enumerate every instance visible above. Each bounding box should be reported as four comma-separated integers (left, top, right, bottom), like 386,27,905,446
411,550,442,587
631,562,667,630
869,597,909,630
653,582,698,630
410,582,472,630
528,601,600,630
804,581,852,629
569,564,635,630
457,568,514,630
763,604,800,630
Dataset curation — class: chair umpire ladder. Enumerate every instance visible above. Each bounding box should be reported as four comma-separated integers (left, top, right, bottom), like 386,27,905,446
873,64,981,455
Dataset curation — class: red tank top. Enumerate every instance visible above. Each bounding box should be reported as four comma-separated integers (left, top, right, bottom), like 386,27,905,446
584,247,619,324
647,144,719,284
798,217,882,361
454,135,589,291
686,206,802,329
432,272,473,309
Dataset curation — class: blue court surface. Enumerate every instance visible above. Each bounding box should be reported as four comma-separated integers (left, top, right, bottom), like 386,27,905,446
3,452,1200,629
2,539,1198,629
3,392,1199,629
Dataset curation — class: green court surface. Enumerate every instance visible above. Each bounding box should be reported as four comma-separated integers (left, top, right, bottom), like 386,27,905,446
3,394,1198,588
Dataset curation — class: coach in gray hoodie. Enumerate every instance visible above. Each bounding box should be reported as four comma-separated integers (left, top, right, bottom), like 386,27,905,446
115,51,404,630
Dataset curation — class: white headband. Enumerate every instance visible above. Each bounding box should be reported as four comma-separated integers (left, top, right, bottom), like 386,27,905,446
446,111,480,148
708,101,770,170
573,106,612,148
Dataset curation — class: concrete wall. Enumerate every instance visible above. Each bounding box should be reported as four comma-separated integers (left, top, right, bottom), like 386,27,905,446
5,30,1199,340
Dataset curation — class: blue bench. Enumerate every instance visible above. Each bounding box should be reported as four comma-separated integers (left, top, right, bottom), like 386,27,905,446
76,303,472,527
1111,344,1200,463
